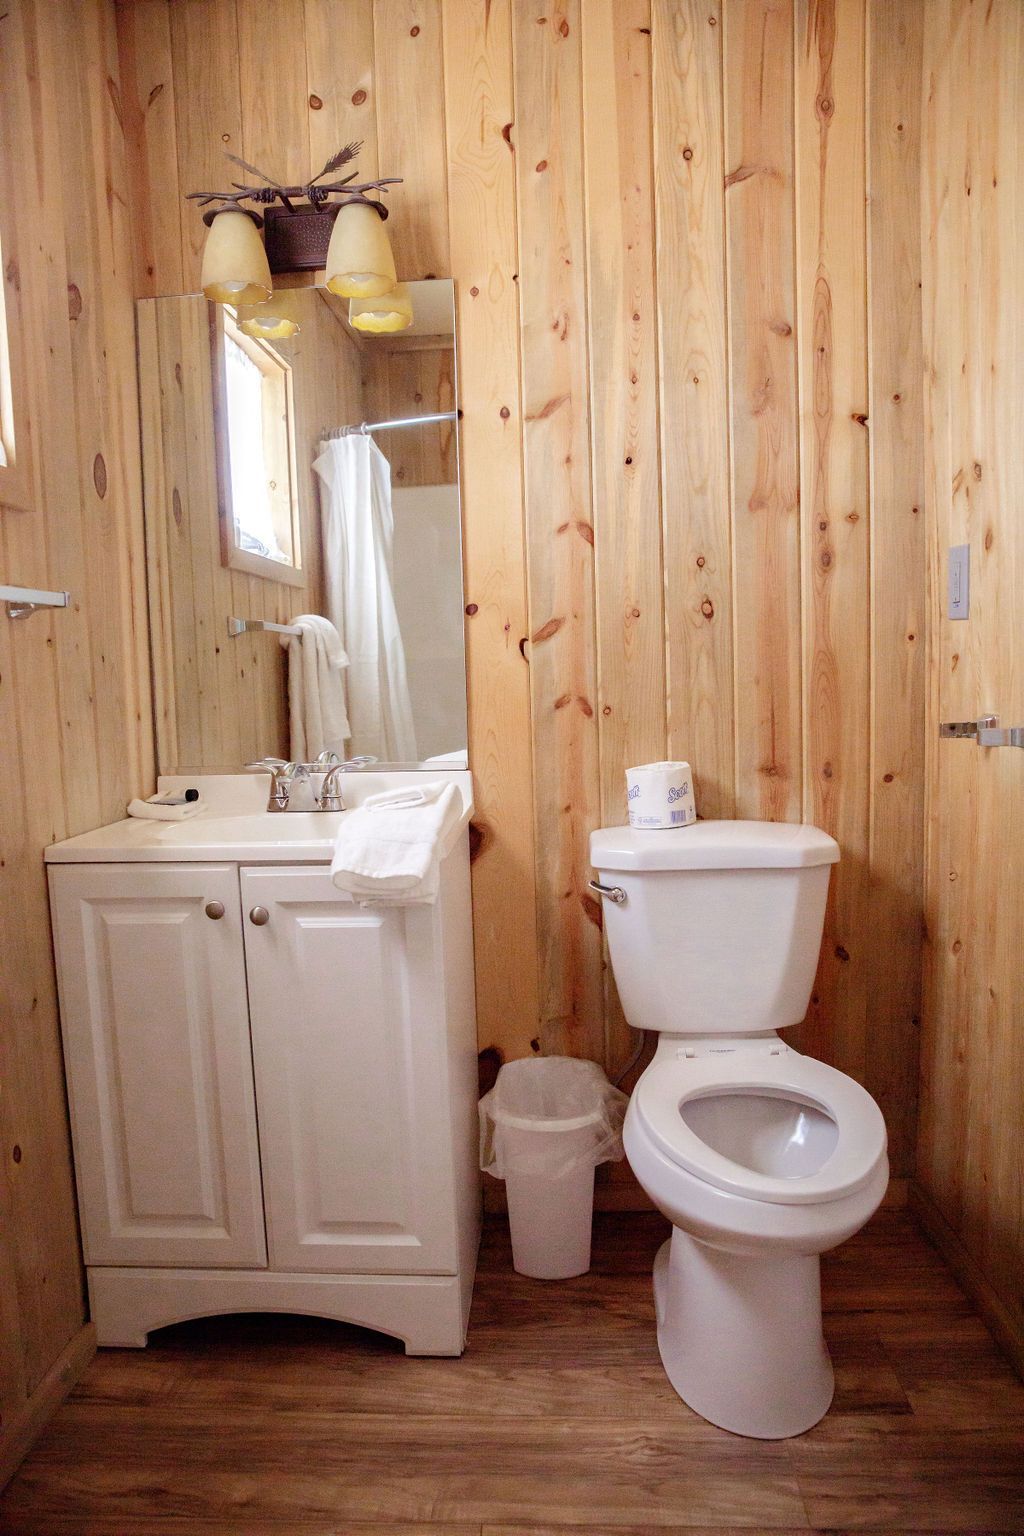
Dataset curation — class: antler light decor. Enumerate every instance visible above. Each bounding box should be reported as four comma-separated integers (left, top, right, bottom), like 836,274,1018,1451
188,143,411,335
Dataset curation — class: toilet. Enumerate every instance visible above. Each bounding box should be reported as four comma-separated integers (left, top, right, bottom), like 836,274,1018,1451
589,819,889,1440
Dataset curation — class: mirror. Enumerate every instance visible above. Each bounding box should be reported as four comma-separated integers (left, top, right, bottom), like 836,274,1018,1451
137,278,466,773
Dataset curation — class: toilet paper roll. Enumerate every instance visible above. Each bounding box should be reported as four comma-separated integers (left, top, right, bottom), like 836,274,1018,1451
626,761,697,830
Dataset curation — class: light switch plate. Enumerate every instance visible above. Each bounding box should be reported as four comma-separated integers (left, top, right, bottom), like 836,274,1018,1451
948,544,970,620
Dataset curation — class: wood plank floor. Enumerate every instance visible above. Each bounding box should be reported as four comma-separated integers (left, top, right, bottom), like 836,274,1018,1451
1,1209,1022,1534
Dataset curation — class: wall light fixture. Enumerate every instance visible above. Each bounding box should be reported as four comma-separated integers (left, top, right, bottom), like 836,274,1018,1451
188,144,404,317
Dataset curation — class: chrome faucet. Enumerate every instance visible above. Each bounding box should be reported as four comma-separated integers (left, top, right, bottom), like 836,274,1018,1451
317,756,378,812
245,754,377,812
245,758,308,812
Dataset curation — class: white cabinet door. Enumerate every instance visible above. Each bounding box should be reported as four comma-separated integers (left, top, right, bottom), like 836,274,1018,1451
241,867,457,1274
49,864,266,1268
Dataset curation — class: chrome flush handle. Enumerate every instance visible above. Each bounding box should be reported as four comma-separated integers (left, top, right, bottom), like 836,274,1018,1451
588,879,626,905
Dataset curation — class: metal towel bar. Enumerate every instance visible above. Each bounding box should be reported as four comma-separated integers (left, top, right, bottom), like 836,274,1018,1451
227,616,301,637
1,583,71,620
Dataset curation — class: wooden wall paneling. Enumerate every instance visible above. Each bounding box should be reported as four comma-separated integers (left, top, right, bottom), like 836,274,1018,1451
918,0,1024,1357
651,0,734,820
513,0,604,1061
723,0,802,823
116,0,184,298
154,300,202,769
1,0,157,1474
580,0,663,1075
236,0,310,186
794,0,871,1085
0,0,95,1392
916,0,957,1217
865,0,925,1176
984,1,1024,1332
168,0,243,294
106,0,933,1166
179,301,227,768
10,2,103,841
383,351,427,486
920,0,985,1235
372,0,450,281
61,0,153,810
440,0,540,1063
137,303,180,766
303,0,378,183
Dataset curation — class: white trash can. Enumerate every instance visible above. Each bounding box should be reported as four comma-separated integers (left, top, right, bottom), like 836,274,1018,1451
479,1057,628,1279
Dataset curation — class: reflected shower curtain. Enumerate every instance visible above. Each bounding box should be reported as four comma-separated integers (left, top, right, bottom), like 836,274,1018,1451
313,434,417,762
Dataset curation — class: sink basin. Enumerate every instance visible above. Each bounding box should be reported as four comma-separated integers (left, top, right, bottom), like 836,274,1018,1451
45,769,473,865
163,812,344,845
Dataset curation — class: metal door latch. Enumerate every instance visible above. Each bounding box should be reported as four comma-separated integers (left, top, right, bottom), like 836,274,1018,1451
939,714,998,740
978,725,1024,749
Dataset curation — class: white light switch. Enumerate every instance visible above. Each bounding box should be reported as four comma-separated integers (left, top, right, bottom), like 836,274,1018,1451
948,544,970,620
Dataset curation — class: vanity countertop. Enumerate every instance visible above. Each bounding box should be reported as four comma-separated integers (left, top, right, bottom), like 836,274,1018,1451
45,770,474,864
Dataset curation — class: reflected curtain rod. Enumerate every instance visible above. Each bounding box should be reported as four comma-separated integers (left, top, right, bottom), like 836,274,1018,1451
321,410,458,439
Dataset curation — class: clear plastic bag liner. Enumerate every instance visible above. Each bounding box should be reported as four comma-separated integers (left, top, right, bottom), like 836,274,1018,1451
479,1056,628,1179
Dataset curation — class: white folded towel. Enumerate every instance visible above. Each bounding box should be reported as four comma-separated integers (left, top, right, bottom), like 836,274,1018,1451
281,614,351,761
127,797,203,822
362,782,448,812
330,782,461,905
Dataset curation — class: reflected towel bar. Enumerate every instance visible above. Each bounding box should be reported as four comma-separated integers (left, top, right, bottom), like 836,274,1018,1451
2,583,72,619
228,616,301,638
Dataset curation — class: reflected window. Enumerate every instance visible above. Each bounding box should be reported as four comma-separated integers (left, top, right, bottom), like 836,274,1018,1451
213,307,301,582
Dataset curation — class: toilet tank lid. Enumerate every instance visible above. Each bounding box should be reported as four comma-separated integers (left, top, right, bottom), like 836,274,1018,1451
590,820,840,872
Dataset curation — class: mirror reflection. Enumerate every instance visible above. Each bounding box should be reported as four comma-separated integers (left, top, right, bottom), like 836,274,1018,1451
138,278,465,773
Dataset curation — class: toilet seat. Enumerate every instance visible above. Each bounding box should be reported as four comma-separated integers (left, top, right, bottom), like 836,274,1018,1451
633,1047,887,1207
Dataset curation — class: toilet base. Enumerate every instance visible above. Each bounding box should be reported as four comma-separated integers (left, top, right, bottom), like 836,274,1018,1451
653,1229,834,1438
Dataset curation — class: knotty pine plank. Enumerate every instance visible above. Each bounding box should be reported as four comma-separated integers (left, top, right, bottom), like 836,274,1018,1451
652,0,734,821
918,0,1024,1357
168,0,244,295
0,0,94,1399
372,0,451,281
580,0,664,1079
236,0,310,187
116,0,184,299
513,0,604,1062
581,0,666,823
440,0,540,1063
793,0,871,1090
863,0,925,1179
303,0,379,183
723,0,802,823
61,0,152,812
920,0,1024,1350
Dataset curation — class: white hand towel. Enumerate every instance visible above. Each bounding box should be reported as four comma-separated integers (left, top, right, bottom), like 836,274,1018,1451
127,797,203,822
330,782,461,905
362,782,448,812
281,614,351,761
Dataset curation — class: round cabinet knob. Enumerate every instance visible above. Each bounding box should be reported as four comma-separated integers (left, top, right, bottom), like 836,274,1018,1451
248,906,270,926
204,901,225,920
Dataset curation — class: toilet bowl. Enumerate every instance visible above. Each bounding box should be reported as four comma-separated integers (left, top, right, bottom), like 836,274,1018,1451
590,820,889,1439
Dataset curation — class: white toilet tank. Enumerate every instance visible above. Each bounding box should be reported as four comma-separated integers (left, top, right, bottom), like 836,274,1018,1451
590,820,840,1035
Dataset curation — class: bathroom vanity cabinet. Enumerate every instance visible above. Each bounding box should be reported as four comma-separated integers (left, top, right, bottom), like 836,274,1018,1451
46,780,480,1355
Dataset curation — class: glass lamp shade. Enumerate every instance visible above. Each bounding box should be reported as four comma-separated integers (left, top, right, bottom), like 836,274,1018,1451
201,210,272,305
348,283,414,334
235,301,300,340
325,201,397,298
